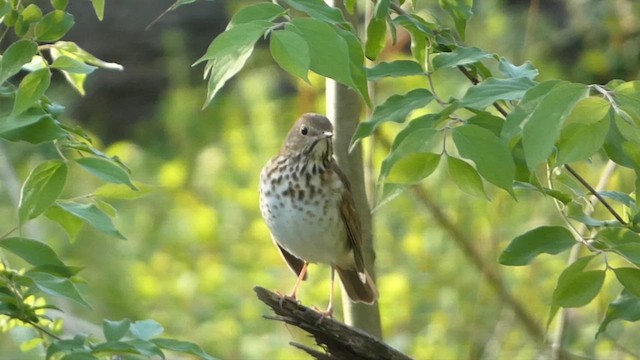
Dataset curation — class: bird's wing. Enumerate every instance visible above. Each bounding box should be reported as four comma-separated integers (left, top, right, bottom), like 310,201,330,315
333,163,366,274
271,236,308,280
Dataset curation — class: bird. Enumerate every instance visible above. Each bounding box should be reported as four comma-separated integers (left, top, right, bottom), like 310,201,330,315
259,113,378,316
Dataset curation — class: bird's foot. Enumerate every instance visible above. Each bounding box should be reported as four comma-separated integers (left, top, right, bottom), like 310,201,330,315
312,305,333,325
276,291,299,309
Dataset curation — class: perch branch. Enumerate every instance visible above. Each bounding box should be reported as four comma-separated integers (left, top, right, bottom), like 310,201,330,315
254,286,412,360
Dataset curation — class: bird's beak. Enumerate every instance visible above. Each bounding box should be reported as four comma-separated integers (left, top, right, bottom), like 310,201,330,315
323,131,333,138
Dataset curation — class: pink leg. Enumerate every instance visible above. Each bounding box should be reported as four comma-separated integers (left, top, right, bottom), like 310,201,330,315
288,262,309,300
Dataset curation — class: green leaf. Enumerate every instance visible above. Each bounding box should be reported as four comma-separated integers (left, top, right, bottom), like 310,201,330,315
598,191,636,208
597,290,640,338
130,319,164,341
351,88,433,148
556,115,610,165
613,81,640,123
447,156,486,198
90,0,105,20
452,124,515,194
0,108,51,134
0,237,66,268
498,58,538,80
52,42,123,71
467,113,504,136
34,10,74,42
438,0,473,39
335,27,371,106
75,157,137,190
552,269,605,308
499,226,576,266
501,80,563,142
103,319,131,342
522,82,589,169
21,4,43,23
11,68,51,116
51,0,69,11
1,115,66,144
386,153,441,184
153,338,218,360
27,272,91,308
458,77,537,109
194,21,271,108
380,128,440,179
45,205,85,241
287,18,353,88
0,39,38,84
56,200,126,240
270,29,310,83
604,113,640,169
51,55,97,74
432,46,493,70
366,60,424,81
229,2,285,27
613,268,640,298
282,0,347,25
365,17,386,61
18,160,67,223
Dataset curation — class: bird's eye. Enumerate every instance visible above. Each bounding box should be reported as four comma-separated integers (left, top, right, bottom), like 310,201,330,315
300,126,308,136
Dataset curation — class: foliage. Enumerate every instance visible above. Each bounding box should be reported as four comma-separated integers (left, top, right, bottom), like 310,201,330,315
196,0,640,356
0,0,214,358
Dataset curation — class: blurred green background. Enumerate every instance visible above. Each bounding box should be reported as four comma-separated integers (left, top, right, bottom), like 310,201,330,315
1,0,639,359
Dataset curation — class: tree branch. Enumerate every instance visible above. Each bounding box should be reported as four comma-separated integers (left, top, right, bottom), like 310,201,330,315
254,286,411,360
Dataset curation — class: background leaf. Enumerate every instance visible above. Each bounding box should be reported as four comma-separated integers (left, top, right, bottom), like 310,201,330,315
75,157,137,190
447,156,487,198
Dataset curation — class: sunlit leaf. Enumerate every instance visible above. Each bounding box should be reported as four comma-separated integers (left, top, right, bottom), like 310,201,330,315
270,29,310,83
499,226,576,266
194,21,271,107
447,156,487,198
613,268,640,298
452,124,515,194
50,55,97,74
26,272,91,308
103,319,131,342
458,77,537,109
550,255,603,308
386,153,441,184
351,88,433,148
597,290,640,338
56,200,126,240
0,237,66,268
0,39,38,83
91,0,105,20
366,60,424,81
18,160,67,223
438,0,472,39
130,319,164,341
432,46,493,70
75,157,137,190
282,0,347,25
365,17,386,61
45,205,85,241
34,10,74,42
335,27,371,106
11,68,51,116
52,41,123,71
153,338,218,360
522,82,589,169
498,58,538,80
229,2,285,27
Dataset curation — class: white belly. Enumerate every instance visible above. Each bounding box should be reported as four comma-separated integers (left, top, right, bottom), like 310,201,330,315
259,162,347,265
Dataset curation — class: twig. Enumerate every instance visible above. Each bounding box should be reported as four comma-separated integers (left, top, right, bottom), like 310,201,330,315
563,164,627,225
254,286,412,360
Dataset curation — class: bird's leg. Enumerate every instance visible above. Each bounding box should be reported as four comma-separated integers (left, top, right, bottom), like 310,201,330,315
314,267,335,322
279,262,309,307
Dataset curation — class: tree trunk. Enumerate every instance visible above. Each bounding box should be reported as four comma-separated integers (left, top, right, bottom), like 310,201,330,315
326,1,382,339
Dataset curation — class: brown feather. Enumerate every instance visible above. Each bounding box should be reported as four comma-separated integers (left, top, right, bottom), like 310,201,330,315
271,237,307,280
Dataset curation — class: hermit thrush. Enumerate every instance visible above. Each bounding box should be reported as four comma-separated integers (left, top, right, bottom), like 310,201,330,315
259,113,378,315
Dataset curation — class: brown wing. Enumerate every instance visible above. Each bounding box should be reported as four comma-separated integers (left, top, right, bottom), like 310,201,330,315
271,236,308,280
333,162,366,273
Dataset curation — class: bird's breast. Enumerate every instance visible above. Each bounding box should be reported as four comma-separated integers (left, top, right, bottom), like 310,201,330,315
259,157,347,265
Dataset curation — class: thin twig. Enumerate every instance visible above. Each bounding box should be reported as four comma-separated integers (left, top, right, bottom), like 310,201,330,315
563,164,627,225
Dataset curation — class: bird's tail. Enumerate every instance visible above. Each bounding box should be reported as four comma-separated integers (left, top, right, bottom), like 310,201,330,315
336,268,378,304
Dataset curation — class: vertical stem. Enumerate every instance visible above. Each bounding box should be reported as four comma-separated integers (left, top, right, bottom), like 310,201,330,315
325,0,382,339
